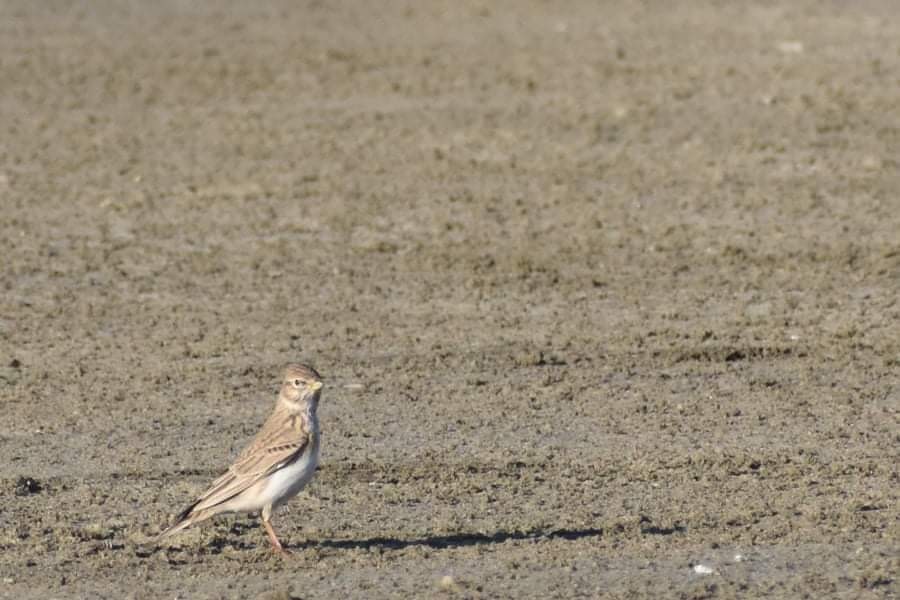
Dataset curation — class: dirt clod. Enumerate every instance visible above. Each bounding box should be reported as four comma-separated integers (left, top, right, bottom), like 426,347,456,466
14,477,42,497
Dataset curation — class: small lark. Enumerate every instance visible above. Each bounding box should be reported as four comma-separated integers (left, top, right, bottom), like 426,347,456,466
160,364,323,554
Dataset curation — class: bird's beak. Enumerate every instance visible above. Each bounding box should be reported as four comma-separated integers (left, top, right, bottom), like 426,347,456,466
310,381,323,391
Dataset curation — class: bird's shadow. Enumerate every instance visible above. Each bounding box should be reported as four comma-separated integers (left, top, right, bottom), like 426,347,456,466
284,516,685,552
288,526,604,553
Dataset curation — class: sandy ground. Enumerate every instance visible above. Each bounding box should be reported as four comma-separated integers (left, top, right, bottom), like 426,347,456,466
1,1,898,598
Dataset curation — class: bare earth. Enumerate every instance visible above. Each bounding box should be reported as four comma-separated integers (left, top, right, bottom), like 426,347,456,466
1,1,898,598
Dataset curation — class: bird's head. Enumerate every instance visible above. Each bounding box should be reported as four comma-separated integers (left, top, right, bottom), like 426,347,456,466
279,363,323,410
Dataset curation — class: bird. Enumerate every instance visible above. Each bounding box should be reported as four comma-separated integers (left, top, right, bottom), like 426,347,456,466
159,363,324,554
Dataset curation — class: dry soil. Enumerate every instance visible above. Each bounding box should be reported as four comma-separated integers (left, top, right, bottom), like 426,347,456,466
1,1,898,598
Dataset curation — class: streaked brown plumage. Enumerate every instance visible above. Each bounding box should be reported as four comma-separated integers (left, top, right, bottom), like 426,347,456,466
160,364,323,554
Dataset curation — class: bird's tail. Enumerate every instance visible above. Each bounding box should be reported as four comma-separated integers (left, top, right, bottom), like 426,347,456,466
157,519,191,541
157,502,209,542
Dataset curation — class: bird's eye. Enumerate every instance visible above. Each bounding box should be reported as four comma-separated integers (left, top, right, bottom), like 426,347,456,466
293,379,301,387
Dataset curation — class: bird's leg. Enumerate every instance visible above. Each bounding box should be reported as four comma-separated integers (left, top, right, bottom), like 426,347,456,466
261,507,290,555
263,519,288,554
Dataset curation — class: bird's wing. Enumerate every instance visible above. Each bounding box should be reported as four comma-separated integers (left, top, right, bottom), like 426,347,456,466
178,409,309,517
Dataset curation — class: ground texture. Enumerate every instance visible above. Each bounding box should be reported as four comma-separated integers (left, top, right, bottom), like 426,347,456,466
1,1,898,598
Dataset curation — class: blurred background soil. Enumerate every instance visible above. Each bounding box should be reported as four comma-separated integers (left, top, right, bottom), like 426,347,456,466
0,1,898,598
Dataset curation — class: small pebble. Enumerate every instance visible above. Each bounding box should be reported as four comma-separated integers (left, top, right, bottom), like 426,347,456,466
777,41,804,53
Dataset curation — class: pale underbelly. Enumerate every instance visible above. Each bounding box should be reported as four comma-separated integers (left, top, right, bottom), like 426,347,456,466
261,444,320,509
219,444,320,514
